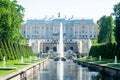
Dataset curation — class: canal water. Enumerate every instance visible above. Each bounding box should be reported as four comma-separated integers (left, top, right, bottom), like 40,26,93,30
32,60,116,80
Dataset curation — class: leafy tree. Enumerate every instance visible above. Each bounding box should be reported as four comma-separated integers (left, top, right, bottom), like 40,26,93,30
97,15,114,43
113,2,120,45
0,0,24,43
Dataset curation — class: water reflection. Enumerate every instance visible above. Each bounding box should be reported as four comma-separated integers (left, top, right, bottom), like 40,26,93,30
33,60,116,80
57,61,64,80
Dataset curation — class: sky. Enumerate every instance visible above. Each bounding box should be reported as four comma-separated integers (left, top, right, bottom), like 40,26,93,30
17,0,120,22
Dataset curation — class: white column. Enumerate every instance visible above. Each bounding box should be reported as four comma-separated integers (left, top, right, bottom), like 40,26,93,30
25,25,27,38
44,27,46,38
77,26,79,38
79,40,82,53
88,39,92,50
57,43,59,53
28,39,32,46
73,25,75,38
37,40,41,53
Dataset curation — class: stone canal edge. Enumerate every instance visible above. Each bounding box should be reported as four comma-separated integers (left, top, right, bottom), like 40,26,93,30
73,59,120,79
0,58,48,80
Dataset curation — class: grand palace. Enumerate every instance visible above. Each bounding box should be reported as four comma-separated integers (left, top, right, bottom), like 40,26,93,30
21,15,98,56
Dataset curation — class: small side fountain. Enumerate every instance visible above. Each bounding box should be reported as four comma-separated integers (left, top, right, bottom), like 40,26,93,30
95,56,107,64
3,56,6,68
108,56,120,65
80,55,82,58
21,56,24,63
14,56,29,65
0,56,16,70
26,56,39,63
90,56,93,61
26,56,33,63
114,56,117,64
32,56,40,61
99,56,101,61
30,56,32,62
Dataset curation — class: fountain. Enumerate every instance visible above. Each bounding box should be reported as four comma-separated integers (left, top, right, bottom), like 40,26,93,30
29,56,32,63
108,56,120,66
32,56,40,61
54,22,66,61
114,56,117,64
57,60,64,80
90,56,93,61
0,56,16,70
29,56,32,62
59,22,64,58
21,56,24,63
3,56,6,68
14,56,29,65
95,56,107,64
99,56,101,61
26,56,40,63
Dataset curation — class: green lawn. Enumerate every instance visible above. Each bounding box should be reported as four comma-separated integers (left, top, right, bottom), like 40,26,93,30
77,56,120,69
0,57,44,76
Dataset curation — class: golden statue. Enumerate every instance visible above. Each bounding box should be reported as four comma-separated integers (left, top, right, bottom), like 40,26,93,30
58,12,60,17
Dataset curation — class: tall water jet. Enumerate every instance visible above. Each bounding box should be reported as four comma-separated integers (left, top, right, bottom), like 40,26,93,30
57,61,64,80
54,22,66,61
59,22,64,58
57,22,64,80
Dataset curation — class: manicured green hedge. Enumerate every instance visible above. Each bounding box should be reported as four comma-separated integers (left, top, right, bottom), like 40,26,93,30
0,40,34,61
89,43,120,59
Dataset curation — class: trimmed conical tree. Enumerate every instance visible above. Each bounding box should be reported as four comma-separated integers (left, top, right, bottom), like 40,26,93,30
7,41,15,60
3,40,11,60
0,48,3,61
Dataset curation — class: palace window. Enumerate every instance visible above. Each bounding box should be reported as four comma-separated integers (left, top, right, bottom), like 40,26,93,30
94,35,96,37
83,35,84,38
34,31,36,33
66,27,68,29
